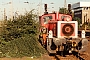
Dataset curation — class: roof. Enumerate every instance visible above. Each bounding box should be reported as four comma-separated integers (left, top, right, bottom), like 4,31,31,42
72,2,90,9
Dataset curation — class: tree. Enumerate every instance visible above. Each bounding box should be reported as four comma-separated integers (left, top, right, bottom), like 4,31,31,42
59,7,68,14
73,17,81,28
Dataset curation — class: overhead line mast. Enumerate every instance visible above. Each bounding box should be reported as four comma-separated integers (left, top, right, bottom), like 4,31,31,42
64,0,67,14
64,0,67,9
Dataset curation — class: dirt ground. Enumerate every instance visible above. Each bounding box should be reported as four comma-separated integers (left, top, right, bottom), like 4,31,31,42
0,54,51,60
83,39,90,60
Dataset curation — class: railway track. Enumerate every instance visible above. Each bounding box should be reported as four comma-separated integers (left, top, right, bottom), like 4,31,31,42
49,51,87,60
50,55,77,60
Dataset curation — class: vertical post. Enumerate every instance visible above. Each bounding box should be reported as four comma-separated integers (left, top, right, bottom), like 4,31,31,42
84,15,85,24
68,4,71,14
81,30,85,38
85,14,87,31
40,0,42,16
88,19,89,26
64,0,67,14
85,25,86,31
4,8,6,20
11,0,13,21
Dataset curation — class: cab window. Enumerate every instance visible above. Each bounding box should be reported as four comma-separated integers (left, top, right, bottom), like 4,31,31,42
61,16,67,21
43,16,52,24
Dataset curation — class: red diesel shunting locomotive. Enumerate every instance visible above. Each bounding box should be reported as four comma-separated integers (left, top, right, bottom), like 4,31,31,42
39,4,88,55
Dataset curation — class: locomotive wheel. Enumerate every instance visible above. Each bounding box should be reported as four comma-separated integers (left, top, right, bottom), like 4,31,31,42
47,38,56,54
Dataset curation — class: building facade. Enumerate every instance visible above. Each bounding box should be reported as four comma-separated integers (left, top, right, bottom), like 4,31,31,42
72,2,90,24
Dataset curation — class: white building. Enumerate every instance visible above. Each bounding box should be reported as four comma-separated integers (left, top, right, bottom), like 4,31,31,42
72,2,90,24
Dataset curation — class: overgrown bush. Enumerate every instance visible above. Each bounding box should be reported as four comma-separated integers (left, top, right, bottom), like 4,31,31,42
0,34,46,57
2,11,39,41
0,11,46,57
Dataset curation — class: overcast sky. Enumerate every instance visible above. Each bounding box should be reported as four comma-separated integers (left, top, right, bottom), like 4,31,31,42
0,0,90,20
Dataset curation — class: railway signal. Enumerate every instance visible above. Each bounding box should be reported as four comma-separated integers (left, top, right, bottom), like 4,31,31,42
44,4,48,14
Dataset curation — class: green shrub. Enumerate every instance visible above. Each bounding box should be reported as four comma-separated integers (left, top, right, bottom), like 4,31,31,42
0,34,46,58
0,11,46,58
1,11,39,41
